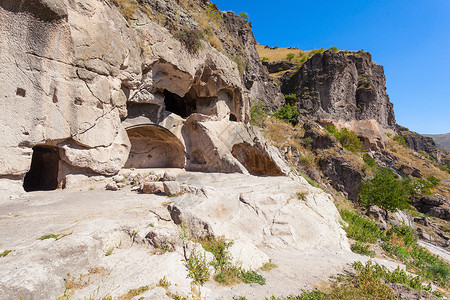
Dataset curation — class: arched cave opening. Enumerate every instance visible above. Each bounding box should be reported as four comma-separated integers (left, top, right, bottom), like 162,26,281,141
125,125,186,169
231,142,283,176
23,145,60,192
163,90,197,118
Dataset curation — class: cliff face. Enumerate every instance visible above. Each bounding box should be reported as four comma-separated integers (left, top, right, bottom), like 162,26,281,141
281,50,396,130
0,0,287,192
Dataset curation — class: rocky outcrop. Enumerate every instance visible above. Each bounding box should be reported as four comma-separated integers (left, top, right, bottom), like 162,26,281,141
412,194,450,221
396,125,443,162
0,0,287,194
262,60,295,73
221,11,285,111
281,50,395,130
424,133,450,152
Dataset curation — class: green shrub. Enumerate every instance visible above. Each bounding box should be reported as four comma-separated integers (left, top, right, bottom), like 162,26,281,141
340,210,384,243
363,154,377,168
357,75,374,89
174,29,203,53
426,176,441,186
324,125,362,153
359,168,411,212
261,57,269,62
274,104,299,125
250,102,268,127
199,236,232,271
350,241,375,257
239,12,249,20
0,249,12,257
286,53,295,61
393,135,407,147
284,93,298,105
207,2,222,20
184,250,210,284
328,46,338,52
238,269,266,285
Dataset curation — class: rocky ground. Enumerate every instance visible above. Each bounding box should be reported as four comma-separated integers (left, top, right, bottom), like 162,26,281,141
0,169,406,299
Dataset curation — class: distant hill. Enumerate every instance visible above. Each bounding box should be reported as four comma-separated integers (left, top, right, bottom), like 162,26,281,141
423,133,450,152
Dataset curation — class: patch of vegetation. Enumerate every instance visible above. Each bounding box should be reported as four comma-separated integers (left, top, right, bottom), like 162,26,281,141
286,53,295,61
284,93,298,106
250,101,268,127
328,46,338,52
340,210,384,243
232,55,245,73
118,286,150,300
359,168,411,212
239,12,249,20
350,241,375,257
363,154,377,168
0,249,13,257
174,28,204,54
38,232,72,241
426,175,441,186
274,104,299,125
158,276,171,288
324,125,362,153
418,150,429,158
357,75,374,89
111,0,138,21
261,261,277,271
261,56,270,62
393,135,408,147
184,250,210,284
238,269,266,285
206,2,222,20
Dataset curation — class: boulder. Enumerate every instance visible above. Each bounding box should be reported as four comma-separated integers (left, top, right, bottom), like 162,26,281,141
163,181,181,196
398,164,422,178
105,181,119,191
427,207,450,221
141,182,164,194
303,121,339,149
162,171,177,182
420,195,446,207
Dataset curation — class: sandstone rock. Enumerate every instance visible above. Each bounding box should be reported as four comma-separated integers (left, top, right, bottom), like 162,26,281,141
163,181,181,196
105,181,119,191
228,240,270,271
398,164,422,178
162,171,177,182
141,182,164,194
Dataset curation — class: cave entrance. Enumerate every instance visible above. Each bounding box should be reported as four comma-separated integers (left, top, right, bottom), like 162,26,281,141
231,142,283,176
125,125,186,169
163,90,196,118
23,145,60,192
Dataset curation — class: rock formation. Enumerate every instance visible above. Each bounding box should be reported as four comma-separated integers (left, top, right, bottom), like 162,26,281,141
0,0,287,195
396,125,443,162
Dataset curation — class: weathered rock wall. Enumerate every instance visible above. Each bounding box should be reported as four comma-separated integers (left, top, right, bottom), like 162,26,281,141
0,0,287,193
397,125,443,162
281,50,396,130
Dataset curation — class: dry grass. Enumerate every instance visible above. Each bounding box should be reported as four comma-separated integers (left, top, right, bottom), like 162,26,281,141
111,0,138,20
256,44,319,62
386,139,450,199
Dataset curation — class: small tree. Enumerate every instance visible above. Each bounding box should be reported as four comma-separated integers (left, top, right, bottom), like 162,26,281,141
286,53,295,61
274,104,299,125
359,168,411,212
239,12,249,20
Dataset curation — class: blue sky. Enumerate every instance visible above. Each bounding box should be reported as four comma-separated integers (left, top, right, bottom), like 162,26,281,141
213,0,450,134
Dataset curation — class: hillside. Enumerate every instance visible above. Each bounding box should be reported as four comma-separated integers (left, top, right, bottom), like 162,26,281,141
424,133,450,152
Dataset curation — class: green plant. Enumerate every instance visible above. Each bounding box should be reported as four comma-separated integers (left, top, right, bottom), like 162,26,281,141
324,125,362,153
238,269,266,285
350,241,375,257
119,286,150,300
359,168,411,212
184,250,210,284
284,93,298,105
393,135,407,147
250,101,268,126
261,57,269,62
0,249,13,257
199,236,232,271
426,176,441,186
274,104,299,125
418,150,429,158
363,154,377,168
296,191,307,200
158,276,171,288
286,53,295,61
328,46,338,52
340,210,384,243
206,2,222,20
174,29,204,54
239,12,249,20
261,261,277,271
357,75,374,89
38,232,72,241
